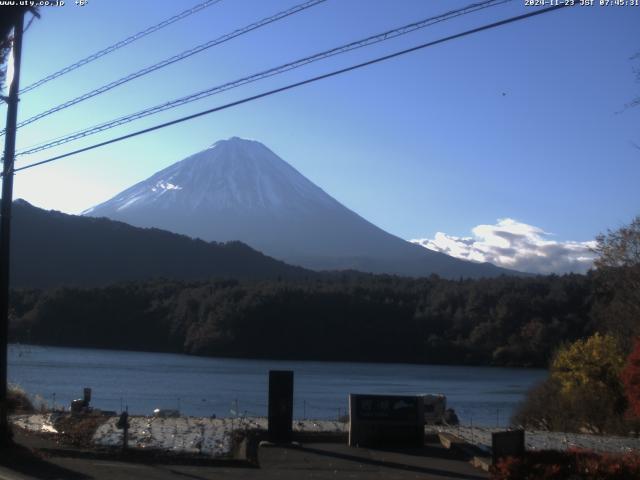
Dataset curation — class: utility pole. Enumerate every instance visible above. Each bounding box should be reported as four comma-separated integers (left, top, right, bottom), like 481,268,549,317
0,10,25,446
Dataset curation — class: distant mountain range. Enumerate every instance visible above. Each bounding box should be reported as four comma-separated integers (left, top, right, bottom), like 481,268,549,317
84,137,515,278
9,199,309,288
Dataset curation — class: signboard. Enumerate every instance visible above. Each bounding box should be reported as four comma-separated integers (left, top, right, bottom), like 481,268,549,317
349,394,424,448
354,395,419,421
268,370,294,443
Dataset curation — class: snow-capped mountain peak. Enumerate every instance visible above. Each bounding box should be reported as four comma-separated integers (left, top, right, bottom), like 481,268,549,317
84,137,513,278
85,137,336,216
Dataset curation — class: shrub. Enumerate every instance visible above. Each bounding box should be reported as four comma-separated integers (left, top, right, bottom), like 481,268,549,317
551,333,625,400
7,384,34,413
491,450,640,480
621,337,640,420
552,334,626,433
511,379,568,431
513,334,630,434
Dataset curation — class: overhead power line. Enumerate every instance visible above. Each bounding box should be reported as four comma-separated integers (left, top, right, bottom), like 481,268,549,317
19,0,224,95
17,0,511,156
13,3,572,174
7,0,326,134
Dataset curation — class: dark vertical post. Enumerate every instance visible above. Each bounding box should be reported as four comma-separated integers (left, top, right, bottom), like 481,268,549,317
492,429,525,465
83,387,92,408
123,421,128,450
268,370,293,443
117,410,129,451
0,11,25,446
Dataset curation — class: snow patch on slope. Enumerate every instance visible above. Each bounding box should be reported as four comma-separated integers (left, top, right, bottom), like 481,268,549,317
151,181,182,193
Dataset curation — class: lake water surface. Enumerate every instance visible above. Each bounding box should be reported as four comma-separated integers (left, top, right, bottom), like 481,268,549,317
9,344,547,426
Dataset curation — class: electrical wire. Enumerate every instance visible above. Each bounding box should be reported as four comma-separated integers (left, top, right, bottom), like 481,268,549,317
19,0,224,95
16,0,511,156
7,0,326,134
12,3,573,174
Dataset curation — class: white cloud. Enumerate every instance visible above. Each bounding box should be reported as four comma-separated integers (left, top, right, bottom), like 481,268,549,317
411,218,597,275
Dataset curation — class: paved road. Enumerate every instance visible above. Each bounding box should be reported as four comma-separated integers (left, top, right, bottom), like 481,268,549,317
0,432,487,480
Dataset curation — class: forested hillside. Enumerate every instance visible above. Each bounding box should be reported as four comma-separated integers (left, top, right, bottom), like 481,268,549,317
9,272,602,367
9,200,310,287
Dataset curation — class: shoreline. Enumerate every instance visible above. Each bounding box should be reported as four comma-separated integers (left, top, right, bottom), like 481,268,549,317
9,342,550,370
11,413,640,458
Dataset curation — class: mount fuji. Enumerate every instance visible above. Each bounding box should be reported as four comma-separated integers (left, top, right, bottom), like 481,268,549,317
84,137,513,278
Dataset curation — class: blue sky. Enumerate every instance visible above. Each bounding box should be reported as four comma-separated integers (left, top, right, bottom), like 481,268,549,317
2,0,639,270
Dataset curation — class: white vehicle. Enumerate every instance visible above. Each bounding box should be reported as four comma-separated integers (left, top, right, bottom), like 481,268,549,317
420,394,446,424
153,408,180,418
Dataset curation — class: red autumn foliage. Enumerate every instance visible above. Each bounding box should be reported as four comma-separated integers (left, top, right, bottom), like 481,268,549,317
621,337,640,419
490,450,640,480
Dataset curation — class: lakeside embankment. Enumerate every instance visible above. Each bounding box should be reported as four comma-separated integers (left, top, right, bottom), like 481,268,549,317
11,413,640,458
11,413,347,457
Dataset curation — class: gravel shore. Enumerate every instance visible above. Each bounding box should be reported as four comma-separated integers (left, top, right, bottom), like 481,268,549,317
92,415,346,456
11,414,640,457
11,414,347,457
435,425,640,454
